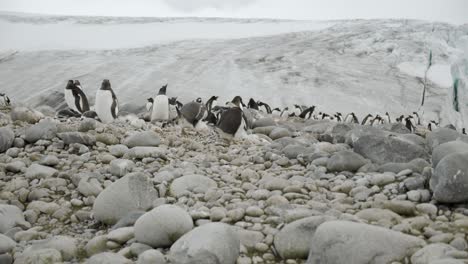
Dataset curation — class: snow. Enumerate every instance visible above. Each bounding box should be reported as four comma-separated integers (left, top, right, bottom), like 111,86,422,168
1,12,468,126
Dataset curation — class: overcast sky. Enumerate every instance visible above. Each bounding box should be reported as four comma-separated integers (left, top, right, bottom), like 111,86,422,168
1,0,467,24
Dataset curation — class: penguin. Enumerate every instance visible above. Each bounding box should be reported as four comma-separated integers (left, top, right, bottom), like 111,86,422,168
299,106,315,119
293,105,302,116
396,115,405,123
95,79,118,123
257,101,272,114
64,80,90,114
361,114,373,125
168,97,180,121
371,115,383,126
180,99,207,128
217,96,246,137
384,112,391,124
206,96,218,111
427,120,438,131
322,113,333,120
412,112,421,125
280,107,289,117
334,112,343,122
272,108,281,114
151,84,169,122
350,113,359,124
146,98,154,112
204,96,219,125
405,116,416,132
463,128,466,135
0,93,11,107
248,98,259,110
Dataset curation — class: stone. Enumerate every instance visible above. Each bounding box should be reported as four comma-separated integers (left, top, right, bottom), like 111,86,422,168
137,249,166,264
24,236,78,261
10,107,42,124
0,127,14,153
14,248,62,264
253,117,276,128
135,205,193,248
430,152,468,203
96,133,120,145
126,147,165,159
0,234,15,254
24,120,58,143
432,141,468,168
306,221,425,264
169,223,240,264
109,159,135,177
326,150,367,172
355,208,402,224
107,227,135,244
112,211,145,230
282,145,309,159
93,172,158,225
78,176,103,197
237,229,264,252
411,243,465,264
427,128,463,150
274,216,335,259
381,200,416,216
86,252,132,264
25,164,58,179
0,204,28,233
109,144,129,158
57,132,96,146
269,127,291,140
123,131,161,148
78,118,97,132
85,235,108,257
170,174,217,197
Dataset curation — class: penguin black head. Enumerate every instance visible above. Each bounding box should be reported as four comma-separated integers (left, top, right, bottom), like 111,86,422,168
231,96,244,108
196,97,203,104
208,96,219,101
74,80,81,86
168,97,178,105
101,79,111,90
158,84,168,95
0,93,4,96
147,98,154,103
273,107,281,112
66,80,74,89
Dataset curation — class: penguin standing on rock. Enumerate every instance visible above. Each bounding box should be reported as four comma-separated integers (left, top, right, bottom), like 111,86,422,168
299,106,315,119
95,79,118,123
204,96,219,125
248,98,259,110
218,96,247,138
64,80,90,114
405,116,416,133
0,93,11,107
257,101,272,114
361,114,373,125
151,84,169,122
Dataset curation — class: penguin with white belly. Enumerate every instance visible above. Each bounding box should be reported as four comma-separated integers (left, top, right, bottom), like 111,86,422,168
151,84,169,122
64,80,90,114
180,99,207,129
95,79,119,123
218,96,247,138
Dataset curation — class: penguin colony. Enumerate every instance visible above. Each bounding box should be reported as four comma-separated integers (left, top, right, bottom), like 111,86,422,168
4,79,467,137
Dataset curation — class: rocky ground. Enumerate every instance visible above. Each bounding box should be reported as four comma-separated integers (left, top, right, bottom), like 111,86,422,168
1,105,468,264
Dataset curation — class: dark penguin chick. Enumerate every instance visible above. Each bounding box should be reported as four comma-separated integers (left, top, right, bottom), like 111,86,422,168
405,116,416,132
248,98,259,110
204,96,219,125
299,106,315,119
257,101,272,114
396,115,405,123
280,107,289,117
180,100,207,128
168,97,180,120
56,108,81,118
218,96,246,136
146,98,154,111
361,114,373,125
412,112,421,125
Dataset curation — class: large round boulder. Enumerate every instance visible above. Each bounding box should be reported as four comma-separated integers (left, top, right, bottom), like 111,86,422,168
427,128,463,150
122,131,160,148
0,127,14,153
135,205,193,248
93,173,158,225
10,107,43,124
24,119,58,143
326,150,367,172
431,141,468,168
430,152,468,203
170,174,217,197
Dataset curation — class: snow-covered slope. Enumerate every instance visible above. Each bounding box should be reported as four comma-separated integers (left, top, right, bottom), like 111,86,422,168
0,12,467,124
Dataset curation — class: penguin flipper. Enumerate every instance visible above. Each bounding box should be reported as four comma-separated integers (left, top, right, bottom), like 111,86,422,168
111,98,118,119
72,89,83,113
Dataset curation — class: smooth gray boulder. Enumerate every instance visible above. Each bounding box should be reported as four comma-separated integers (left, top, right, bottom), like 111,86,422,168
25,164,58,179
169,223,240,264
282,144,309,159
354,134,429,164
432,141,468,168
379,122,411,134
345,126,388,146
93,172,158,225
0,234,15,254
0,127,14,153
170,174,217,197
135,205,193,248
109,159,135,177
24,119,58,143
411,243,467,264
274,216,335,259
23,236,78,261
57,132,96,146
430,152,468,203
326,150,367,172
0,204,28,233
252,117,276,128
122,131,160,148
269,127,291,140
86,252,132,264
307,221,425,264
377,158,430,174
427,128,463,150
10,107,42,124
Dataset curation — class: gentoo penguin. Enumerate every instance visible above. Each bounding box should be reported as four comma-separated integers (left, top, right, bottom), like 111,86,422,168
0,93,11,107
64,80,90,114
427,121,438,131
204,96,219,125
248,98,259,110
463,128,466,135
412,112,421,125
361,114,373,125
168,97,180,121
334,113,343,122
384,112,391,124
299,106,315,119
206,96,218,111
321,113,333,120
257,101,272,114
217,96,246,138
280,107,289,117
371,115,383,126
405,116,416,132
180,99,207,128
146,98,154,112
151,84,169,122
272,108,281,114
396,115,405,123
293,105,302,116
95,79,118,123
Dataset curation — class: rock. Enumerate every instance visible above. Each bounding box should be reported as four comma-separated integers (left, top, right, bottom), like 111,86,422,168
430,152,468,203
0,204,28,233
411,243,466,264
109,145,129,158
123,131,161,148
78,176,103,197
381,200,416,216
379,122,411,134
112,211,145,230
135,205,193,248
14,248,62,264
0,127,14,153
109,159,135,177
427,128,463,150
269,127,291,140
78,118,97,132
86,252,132,264
137,249,166,264
169,223,240,264
5,160,25,173
416,203,438,217
253,117,276,128
96,133,120,145
24,120,58,143
326,150,367,172
107,227,134,244
378,158,430,174
282,145,309,159
39,155,60,167
85,235,108,257
237,229,264,252
126,147,165,159
24,236,78,261
344,126,387,146
25,164,58,179
0,234,15,254
354,134,429,164
57,132,96,146
170,174,217,197
432,141,468,168
10,107,42,124
274,216,335,259
307,221,425,264
93,172,158,225
0,253,12,264
327,123,353,143
355,208,402,224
